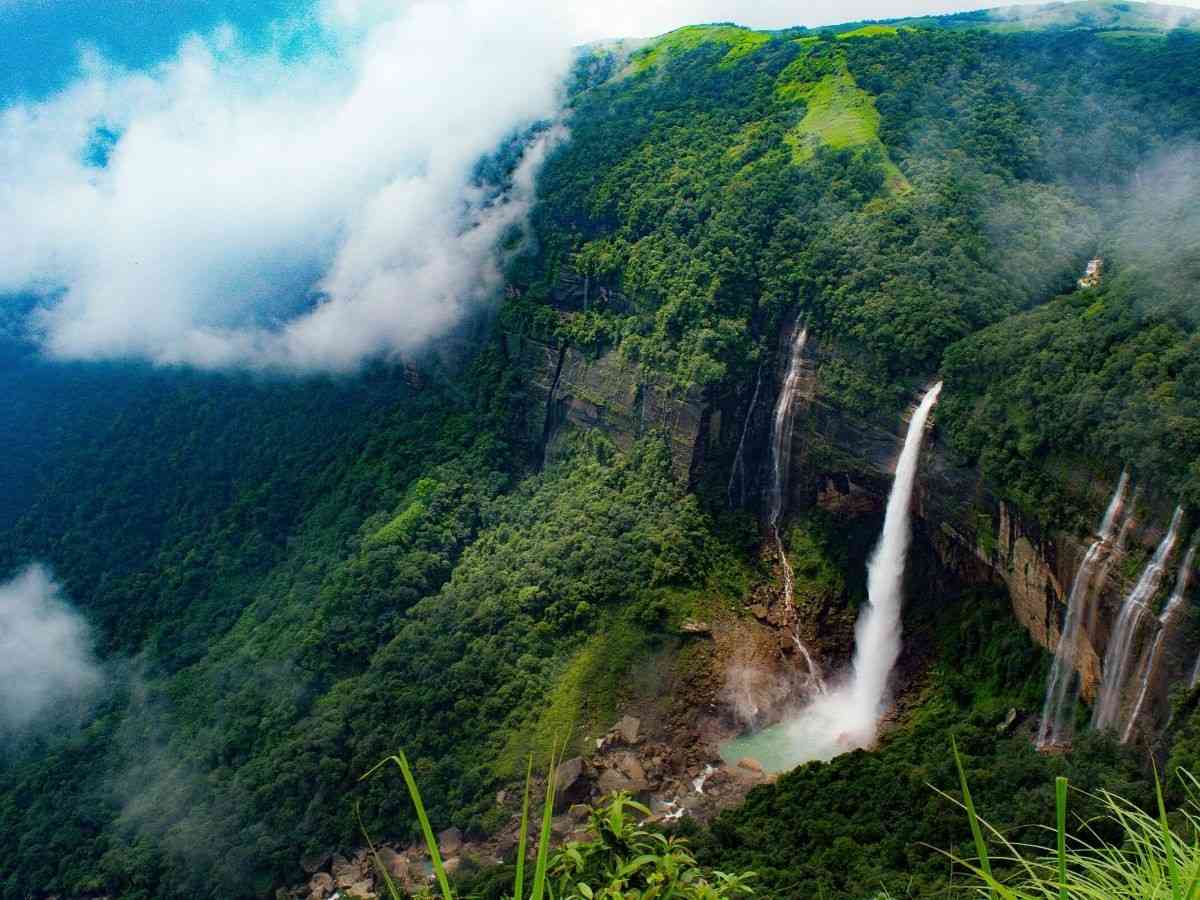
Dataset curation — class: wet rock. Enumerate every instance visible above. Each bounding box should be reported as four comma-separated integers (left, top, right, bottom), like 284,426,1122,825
736,757,764,774
307,872,334,900
998,707,1019,734
437,827,463,856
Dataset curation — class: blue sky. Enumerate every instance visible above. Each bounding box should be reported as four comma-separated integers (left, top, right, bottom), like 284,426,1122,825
0,0,323,102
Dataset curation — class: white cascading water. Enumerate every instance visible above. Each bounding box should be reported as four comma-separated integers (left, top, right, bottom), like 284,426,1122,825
765,318,825,693
1122,540,1196,743
1035,472,1131,749
784,382,943,760
1093,506,1185,732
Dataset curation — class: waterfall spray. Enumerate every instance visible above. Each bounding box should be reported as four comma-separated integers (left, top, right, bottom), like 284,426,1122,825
1122,540,1196,743
782,382,942,761
765,318,825,692
1035,473,1130,749
1093,506,1185,733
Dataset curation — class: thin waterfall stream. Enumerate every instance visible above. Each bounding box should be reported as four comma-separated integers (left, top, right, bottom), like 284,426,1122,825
765,319,825,693
1035,473,1130,749
1093,506,1185,733
1121,540,1197,743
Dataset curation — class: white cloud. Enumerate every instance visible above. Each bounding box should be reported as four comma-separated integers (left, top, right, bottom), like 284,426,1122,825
0,0,571,371
2,0,1197,372
0,565,102,731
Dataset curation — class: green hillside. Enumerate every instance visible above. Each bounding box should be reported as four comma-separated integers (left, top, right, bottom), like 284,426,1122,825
1,5,1199,900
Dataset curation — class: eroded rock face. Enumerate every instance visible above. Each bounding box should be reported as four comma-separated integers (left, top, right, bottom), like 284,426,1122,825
505,333,707,482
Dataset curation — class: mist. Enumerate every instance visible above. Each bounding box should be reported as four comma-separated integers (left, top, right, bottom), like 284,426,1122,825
0,565,102,732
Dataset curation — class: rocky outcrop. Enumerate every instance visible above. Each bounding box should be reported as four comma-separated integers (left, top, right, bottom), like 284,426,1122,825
505,333,707,481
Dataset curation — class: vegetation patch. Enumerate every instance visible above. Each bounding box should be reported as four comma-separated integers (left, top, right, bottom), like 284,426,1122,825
629,25,770,73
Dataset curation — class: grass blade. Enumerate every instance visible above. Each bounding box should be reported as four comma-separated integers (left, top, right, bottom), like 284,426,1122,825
531,744,560,900
515,754,533,900
953,737,994,896
362,752,455,900
1056,776,1068,900
1156,763,1183,900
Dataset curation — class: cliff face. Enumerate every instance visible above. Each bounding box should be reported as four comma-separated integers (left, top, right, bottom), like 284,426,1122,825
510,277,1192,742
771,334,1192,738
506,332,708,481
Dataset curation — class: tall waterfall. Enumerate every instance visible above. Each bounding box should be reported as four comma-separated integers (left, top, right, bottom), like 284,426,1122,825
1122,540,1196,743
784,382,942,760
1093,506,1185,732
765,319,825,693
1035,473,1130,749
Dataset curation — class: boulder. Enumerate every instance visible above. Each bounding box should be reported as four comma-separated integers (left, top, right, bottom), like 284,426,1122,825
597,767,642,796
998,707,1019,734
307,872,334,900
554,756,589,808
437,826,463,856
736,757,764,774
613,752,650,791
680,619,711,635
614,715,641,744
568,803,592,821
344,879,376,899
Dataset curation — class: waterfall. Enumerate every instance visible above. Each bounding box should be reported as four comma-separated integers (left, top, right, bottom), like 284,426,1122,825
783,382,942,760
767,320,808,531
1035,473,1130,749
728,362,765,510
764,318,825,693
1093,506,1185,733
1122,541,1196,743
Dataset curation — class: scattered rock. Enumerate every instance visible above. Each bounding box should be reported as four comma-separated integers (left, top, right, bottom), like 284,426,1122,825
307,872,334,900
615,715,641,744
333,853,370,891
437,827,463,856
376,846,408,881
736,757,764,774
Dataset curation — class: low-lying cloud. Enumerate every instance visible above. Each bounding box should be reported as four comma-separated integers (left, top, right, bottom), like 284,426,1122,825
0,0,571,372
0,565,102,731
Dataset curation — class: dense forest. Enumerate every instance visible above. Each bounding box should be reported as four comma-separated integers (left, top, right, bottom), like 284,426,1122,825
2,4,1200,899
